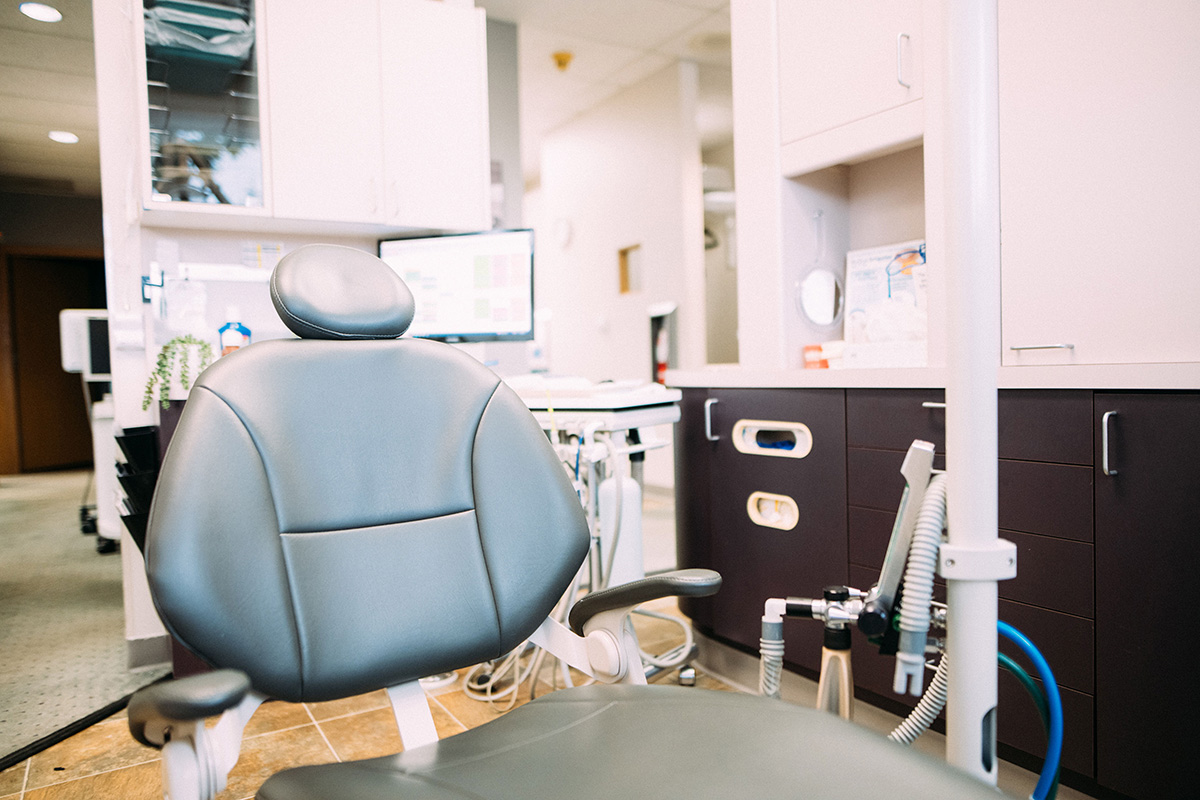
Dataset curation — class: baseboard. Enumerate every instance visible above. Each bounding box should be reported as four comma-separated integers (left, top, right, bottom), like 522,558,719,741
127,634,171,670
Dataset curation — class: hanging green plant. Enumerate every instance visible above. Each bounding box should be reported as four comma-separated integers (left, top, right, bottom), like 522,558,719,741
142,335,215,411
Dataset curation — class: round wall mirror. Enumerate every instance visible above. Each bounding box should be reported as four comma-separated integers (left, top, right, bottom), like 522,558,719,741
798,268,844,327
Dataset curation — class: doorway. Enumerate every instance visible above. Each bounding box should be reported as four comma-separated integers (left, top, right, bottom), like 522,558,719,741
0,253,107,474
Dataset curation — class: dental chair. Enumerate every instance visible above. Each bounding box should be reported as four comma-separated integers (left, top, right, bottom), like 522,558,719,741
128,244,1002,800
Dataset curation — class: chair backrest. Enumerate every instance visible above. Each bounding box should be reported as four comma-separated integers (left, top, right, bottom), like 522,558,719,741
145,244,591,702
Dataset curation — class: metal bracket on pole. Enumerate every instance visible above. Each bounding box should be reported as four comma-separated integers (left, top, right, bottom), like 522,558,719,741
939,539,1017,582
141,274,164,303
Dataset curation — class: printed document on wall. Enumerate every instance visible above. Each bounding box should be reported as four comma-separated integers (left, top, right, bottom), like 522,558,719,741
843,239,927,368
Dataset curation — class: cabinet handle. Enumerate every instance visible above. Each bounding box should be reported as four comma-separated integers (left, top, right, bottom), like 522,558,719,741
1102,410,1118,476
704,398,719,442
921,401,946,409
896,33,912,88
1009,343,1075,351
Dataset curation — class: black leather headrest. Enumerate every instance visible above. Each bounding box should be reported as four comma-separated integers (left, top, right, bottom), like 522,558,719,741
270,244,415,340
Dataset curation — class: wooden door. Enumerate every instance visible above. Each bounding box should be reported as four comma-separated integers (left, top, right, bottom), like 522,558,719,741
5,255,106,472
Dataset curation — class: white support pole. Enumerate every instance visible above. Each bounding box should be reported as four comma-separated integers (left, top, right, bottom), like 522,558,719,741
942,0,1003,783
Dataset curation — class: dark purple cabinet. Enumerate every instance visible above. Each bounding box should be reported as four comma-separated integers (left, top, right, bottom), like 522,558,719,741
675,388,846,673
674,388,716,630
1094,392,1200,799
675,386,1199,796
845,389,1096,777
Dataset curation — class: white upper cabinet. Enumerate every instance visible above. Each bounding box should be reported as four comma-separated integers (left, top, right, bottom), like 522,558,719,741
998,0,1200,366
139,0,271,218
379,0,491,232
264,0,385,224
777,0,923,149
139,0,490,232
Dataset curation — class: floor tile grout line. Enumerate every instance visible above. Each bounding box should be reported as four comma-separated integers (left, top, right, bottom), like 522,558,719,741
21,754,162,793
244,720,313,740
19,758,30,799
302,702,391,726
427,693,468,733
303,702,343,763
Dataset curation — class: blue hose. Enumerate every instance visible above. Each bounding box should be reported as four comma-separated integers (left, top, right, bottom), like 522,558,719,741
998,621,1063,800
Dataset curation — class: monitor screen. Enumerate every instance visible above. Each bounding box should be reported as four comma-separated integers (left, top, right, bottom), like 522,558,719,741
378,229,534,343
59,309,111,382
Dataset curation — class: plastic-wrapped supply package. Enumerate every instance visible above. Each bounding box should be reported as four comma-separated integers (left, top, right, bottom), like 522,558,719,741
843,239,928,368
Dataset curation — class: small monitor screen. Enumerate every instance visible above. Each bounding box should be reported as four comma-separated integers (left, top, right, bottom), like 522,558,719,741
378,229,534,342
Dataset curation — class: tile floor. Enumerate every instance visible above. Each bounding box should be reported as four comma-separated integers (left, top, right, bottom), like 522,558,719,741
0,599,727,800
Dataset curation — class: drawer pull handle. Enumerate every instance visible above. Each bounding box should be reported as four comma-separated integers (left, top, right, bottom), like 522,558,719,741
731,420,813,459
704,398,719,441
1009,343,1075,351
747,491,799,531
921,401,946,409
1102,410,1118,476
896,32,911,88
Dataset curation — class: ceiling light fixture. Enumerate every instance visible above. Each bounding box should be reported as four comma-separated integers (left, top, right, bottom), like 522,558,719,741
19,2,63,22
48,130,79,144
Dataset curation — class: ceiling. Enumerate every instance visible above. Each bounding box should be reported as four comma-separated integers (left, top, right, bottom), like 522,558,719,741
478,0,733,187
0,0,731,199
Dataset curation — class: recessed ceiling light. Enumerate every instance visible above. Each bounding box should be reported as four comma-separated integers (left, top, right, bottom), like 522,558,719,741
48,130,79,144
19,2,62,22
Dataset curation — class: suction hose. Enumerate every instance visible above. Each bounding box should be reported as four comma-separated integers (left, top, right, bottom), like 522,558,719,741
888,656,950,744
893,473,947,696
759,599,787,699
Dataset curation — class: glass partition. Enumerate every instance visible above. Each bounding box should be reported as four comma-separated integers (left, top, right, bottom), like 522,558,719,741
143,0,262,207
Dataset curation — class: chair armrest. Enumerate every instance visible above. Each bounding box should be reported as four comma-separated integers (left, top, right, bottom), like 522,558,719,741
567,568,721,635
129,669,251,747
128,670,264,800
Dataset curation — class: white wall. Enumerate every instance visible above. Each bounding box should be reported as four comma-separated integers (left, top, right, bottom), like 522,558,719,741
535,61,705,383
529,62,706,487
486,19,522,229
730,0,788,369
703,139,738,364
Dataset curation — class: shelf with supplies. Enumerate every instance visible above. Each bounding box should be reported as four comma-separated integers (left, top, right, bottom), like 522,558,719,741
140,0,267,213
780,144,935,374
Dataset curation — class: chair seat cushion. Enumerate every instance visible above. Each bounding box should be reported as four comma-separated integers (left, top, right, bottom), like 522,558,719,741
258,685,1003,799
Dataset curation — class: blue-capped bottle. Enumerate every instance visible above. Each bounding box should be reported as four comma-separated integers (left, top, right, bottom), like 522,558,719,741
218,306,251,356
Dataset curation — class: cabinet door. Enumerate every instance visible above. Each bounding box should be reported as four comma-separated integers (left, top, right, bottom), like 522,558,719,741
999,2,1200,365
1094,393,1200,797
777,0,922,144
265,0,384,223
674,388,717,629
379,0,490,232
707,389,846,672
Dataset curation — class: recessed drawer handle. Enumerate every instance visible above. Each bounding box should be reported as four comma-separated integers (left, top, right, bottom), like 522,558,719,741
731,420,813,459
1102,410,1118,476
1009,344,1075,351
747,491,799,531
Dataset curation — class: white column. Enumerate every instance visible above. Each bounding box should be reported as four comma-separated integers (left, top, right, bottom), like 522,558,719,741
942,0,1002,783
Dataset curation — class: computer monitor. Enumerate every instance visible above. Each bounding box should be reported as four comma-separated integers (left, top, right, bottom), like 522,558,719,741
378,229,534,343
59,309,111,382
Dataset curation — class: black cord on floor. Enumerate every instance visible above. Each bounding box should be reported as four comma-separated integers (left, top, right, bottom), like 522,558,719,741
0,673,170,773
